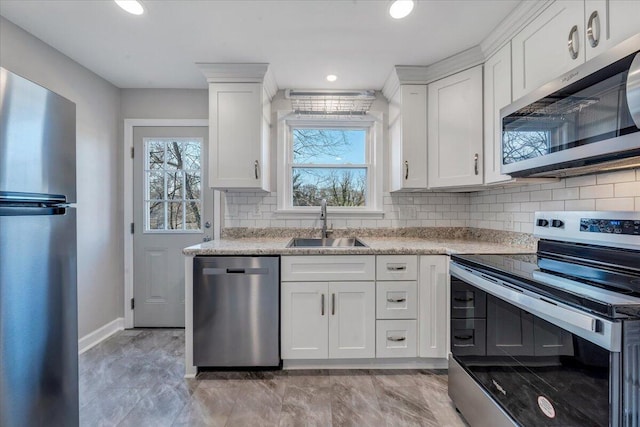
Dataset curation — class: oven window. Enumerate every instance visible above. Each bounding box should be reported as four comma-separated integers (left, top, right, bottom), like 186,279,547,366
502,52,639,166
451,282,610,426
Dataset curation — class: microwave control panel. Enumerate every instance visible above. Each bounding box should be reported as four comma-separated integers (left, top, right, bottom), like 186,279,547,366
580,218,640,235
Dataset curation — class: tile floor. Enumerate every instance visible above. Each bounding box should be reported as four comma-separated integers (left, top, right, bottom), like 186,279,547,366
79,329,468,427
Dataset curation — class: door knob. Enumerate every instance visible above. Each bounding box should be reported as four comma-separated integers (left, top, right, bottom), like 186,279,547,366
203,236,212,242
205,221,211,229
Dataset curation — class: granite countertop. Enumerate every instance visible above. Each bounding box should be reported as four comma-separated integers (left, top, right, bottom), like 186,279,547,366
183,236,534,256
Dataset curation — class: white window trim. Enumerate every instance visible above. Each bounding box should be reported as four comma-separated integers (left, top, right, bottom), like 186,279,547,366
276,110,384,217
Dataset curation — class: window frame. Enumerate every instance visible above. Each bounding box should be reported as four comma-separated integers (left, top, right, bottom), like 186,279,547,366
276,111,384,216
143,136,204,233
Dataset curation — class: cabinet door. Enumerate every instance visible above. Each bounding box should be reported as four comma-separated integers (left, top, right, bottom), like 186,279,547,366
586,0,640,60
484,43,513,184
328,282,375,359
418,256,449,358
389,85,428,191
281,282,328,359
533,317,575,356
512,1,585,100
209,82,268,190
486,295,535,356
428,66,483,188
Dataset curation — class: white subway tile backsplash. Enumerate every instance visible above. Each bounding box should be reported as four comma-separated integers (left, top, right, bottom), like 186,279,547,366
614,182,640,197
222,168,640,231
565,199,595,210
597,169,637,184
580,184,614,199
552,188,579,200
595,198,635,211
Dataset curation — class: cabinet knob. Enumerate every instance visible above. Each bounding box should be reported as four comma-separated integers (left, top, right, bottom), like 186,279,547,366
568,25,580,60
587,11,600,48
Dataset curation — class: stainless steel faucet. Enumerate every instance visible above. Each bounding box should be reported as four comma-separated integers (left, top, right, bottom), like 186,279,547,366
320,199,328,239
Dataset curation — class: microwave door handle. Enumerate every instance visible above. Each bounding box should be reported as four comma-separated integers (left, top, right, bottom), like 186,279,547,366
627,52,640,128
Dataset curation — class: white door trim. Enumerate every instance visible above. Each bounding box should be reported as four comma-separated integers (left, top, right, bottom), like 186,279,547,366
123,118,218,329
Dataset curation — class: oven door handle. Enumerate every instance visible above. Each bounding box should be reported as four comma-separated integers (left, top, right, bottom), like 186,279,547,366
450,262,621,352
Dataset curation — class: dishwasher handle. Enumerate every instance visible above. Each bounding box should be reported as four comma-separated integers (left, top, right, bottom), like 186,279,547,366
202,267,270,275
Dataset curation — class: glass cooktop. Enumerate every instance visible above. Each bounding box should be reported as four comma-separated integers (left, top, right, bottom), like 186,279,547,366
451,252,640,319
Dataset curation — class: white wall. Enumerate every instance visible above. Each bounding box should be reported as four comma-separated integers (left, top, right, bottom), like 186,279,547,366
120,89,208,119
0,17,122,337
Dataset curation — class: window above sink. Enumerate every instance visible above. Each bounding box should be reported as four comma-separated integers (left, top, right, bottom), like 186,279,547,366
276,111,384,217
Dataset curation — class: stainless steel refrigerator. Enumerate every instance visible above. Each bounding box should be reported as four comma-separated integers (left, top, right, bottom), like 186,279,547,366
0,67,79,427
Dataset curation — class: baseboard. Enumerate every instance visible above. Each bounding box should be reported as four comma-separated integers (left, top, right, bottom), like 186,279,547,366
283,357,448,370
78,317,124,354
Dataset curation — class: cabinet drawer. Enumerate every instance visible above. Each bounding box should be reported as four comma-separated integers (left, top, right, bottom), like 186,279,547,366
376,281,417,320
282,256,375,282
451,277,487,319
451,319,486,357
376,255,418,281
376,320,417,358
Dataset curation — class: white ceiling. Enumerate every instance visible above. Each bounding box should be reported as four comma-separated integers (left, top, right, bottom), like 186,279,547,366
0,0,521,90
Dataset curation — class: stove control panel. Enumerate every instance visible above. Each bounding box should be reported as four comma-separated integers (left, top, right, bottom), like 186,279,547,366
580,218,640,235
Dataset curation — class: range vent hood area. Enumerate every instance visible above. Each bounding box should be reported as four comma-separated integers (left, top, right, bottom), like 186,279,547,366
285,89,376,116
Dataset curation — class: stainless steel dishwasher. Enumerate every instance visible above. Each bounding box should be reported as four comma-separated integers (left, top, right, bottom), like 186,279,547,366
193,256,280,367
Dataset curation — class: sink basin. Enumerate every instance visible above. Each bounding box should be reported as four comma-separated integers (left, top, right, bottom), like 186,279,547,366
286,237,368,248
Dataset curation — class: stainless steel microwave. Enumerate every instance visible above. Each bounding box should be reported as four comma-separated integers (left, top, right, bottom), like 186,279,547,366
501,34,640,177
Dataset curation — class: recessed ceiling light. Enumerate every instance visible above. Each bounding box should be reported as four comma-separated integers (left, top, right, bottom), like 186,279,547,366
326,74,338,82
115,0,145,15
389,0,414,19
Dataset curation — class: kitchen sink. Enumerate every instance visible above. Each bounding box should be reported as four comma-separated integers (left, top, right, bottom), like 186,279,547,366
286,237,368,248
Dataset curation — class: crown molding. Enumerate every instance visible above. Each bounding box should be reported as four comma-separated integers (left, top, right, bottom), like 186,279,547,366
196,63,278,100
480,0,553,58
382,46,484,100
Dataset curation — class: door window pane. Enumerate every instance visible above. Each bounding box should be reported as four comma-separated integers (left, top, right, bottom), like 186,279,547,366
144,138,202,231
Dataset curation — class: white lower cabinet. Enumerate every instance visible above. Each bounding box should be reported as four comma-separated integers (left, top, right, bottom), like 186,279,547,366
282,254,449,364
328,282,376,359
419,256,449,358
281,270,375,360
376,320,417,358
281,282,329,359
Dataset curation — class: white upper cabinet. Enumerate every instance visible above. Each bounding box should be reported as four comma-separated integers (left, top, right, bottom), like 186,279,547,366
512,1,585,100
585,0,640,60
209,82,271,190
198,63,276,191
389,85,428,191
428,65,483,188
484,43,513,184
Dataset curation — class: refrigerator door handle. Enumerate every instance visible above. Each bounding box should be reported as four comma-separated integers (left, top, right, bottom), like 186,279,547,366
0,206,68,216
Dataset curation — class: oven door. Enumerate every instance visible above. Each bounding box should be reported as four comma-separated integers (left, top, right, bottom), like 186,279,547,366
450,263,622,427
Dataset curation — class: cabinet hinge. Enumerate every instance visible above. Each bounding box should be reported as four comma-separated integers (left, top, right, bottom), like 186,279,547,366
130,222,134,234
130,298,135,310
130,147,134,158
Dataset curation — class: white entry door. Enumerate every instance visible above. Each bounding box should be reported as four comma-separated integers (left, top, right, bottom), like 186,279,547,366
133,126,212,327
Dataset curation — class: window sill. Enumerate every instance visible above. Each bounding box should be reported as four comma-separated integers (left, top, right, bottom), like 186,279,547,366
274,209,384,219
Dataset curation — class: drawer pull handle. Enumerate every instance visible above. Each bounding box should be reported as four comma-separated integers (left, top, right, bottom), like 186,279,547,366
387,265,407,271
321,294,325,316
454,335,473,341
387,297,406,303
388,336,406,342
454,297,474,302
